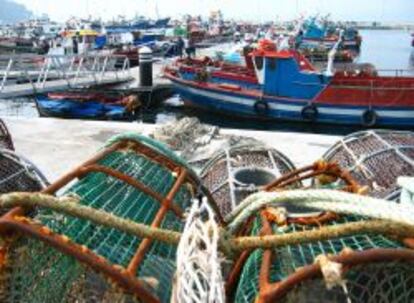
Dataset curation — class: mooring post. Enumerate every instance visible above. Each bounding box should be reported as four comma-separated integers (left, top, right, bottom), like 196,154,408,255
139,46,153,87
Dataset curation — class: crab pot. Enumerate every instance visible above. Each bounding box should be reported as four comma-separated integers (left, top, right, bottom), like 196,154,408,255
0,118,14,150
0,149,47,220
225,162,413,303
0,134,217,303
322,130,414,200
200,144,296,217
230,214,414,303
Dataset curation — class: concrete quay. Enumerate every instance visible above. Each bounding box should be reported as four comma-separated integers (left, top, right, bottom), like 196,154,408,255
2,116,340,182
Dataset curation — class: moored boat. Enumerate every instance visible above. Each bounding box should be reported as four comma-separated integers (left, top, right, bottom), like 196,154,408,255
298,17,362,51
164,48,414,128
35,91,141,120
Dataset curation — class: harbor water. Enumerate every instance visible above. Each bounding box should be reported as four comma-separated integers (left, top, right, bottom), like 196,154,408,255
1,30,413,135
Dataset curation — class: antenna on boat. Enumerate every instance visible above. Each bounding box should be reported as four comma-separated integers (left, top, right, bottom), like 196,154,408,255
325,29,344,76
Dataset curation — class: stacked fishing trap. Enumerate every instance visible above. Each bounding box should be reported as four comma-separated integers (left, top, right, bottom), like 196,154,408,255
0,130,413,303
226,162,414,302
0,134,219,303
322,129,414,200
201,144,296,217
0,118,47,205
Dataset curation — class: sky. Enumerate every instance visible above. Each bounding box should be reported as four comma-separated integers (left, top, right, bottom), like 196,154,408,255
14,0,414,23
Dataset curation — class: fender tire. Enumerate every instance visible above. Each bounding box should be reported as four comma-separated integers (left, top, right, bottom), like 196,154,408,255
301,104,318,122
254,100,269,115
361,109,377,127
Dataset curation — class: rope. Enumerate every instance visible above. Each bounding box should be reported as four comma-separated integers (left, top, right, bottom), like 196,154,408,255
226,190,414,233
226,220,414,252
1,191,414,256
0,193,181,245
174,197,225,303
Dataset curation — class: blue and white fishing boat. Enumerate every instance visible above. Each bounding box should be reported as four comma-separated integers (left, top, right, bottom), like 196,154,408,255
164,45,414,128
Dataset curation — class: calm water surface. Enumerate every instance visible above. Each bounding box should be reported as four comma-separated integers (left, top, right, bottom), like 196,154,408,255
1,30,413,135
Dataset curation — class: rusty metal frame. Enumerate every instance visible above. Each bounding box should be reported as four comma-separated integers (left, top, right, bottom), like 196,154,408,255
226,214,414,302
258,247,414,302
265,161,360,193
0,138,222,302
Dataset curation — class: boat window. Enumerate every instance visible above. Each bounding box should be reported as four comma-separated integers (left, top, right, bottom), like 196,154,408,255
267,58,277,70
254,56,264,70
84,36,95,43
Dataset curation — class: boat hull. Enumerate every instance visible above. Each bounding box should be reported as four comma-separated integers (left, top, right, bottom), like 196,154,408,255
302,38,361,51
36,96,134,121
170,78,414,128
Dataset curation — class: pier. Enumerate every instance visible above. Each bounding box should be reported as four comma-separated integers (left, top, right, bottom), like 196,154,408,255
2,117,339,181
0,53,135,99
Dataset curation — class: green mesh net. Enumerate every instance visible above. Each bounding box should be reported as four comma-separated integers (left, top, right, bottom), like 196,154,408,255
233,215,412,303
0,136,195,303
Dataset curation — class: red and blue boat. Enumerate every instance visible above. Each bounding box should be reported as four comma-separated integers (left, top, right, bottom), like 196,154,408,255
164,48,414,128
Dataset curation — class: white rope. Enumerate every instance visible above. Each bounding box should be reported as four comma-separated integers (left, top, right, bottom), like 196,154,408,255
173,197,225,303
226,190,414,233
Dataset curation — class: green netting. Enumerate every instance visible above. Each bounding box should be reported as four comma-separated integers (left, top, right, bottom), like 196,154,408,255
234,215,408,303
2,137,194,303
280,262,414,303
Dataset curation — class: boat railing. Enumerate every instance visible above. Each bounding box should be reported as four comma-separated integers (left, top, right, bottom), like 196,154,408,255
375,69,414,77
0,53,131,96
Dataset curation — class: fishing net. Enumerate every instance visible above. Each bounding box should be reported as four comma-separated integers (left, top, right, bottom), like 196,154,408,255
152,117,219,154
322,130,414,200
0,133,208,303
0,118,14,151
201,144,296,218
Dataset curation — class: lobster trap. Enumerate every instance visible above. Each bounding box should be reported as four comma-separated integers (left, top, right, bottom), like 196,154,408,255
226,160,414,303
0,149,47,195
0,118,14,151
230,215,414,303
322,130,414,200
201,144,296,218
0,134,220,303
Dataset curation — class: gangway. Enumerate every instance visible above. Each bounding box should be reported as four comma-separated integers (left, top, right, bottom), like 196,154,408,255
0,53,133,99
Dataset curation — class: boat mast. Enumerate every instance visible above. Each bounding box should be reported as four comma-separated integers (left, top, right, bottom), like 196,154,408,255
325,29,344,76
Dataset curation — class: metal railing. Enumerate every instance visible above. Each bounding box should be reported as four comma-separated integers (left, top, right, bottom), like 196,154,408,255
0,53,131,96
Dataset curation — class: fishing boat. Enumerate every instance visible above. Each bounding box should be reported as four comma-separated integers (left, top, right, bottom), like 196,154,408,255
299,17,362,51
164,45,414,128
35,91,141,120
